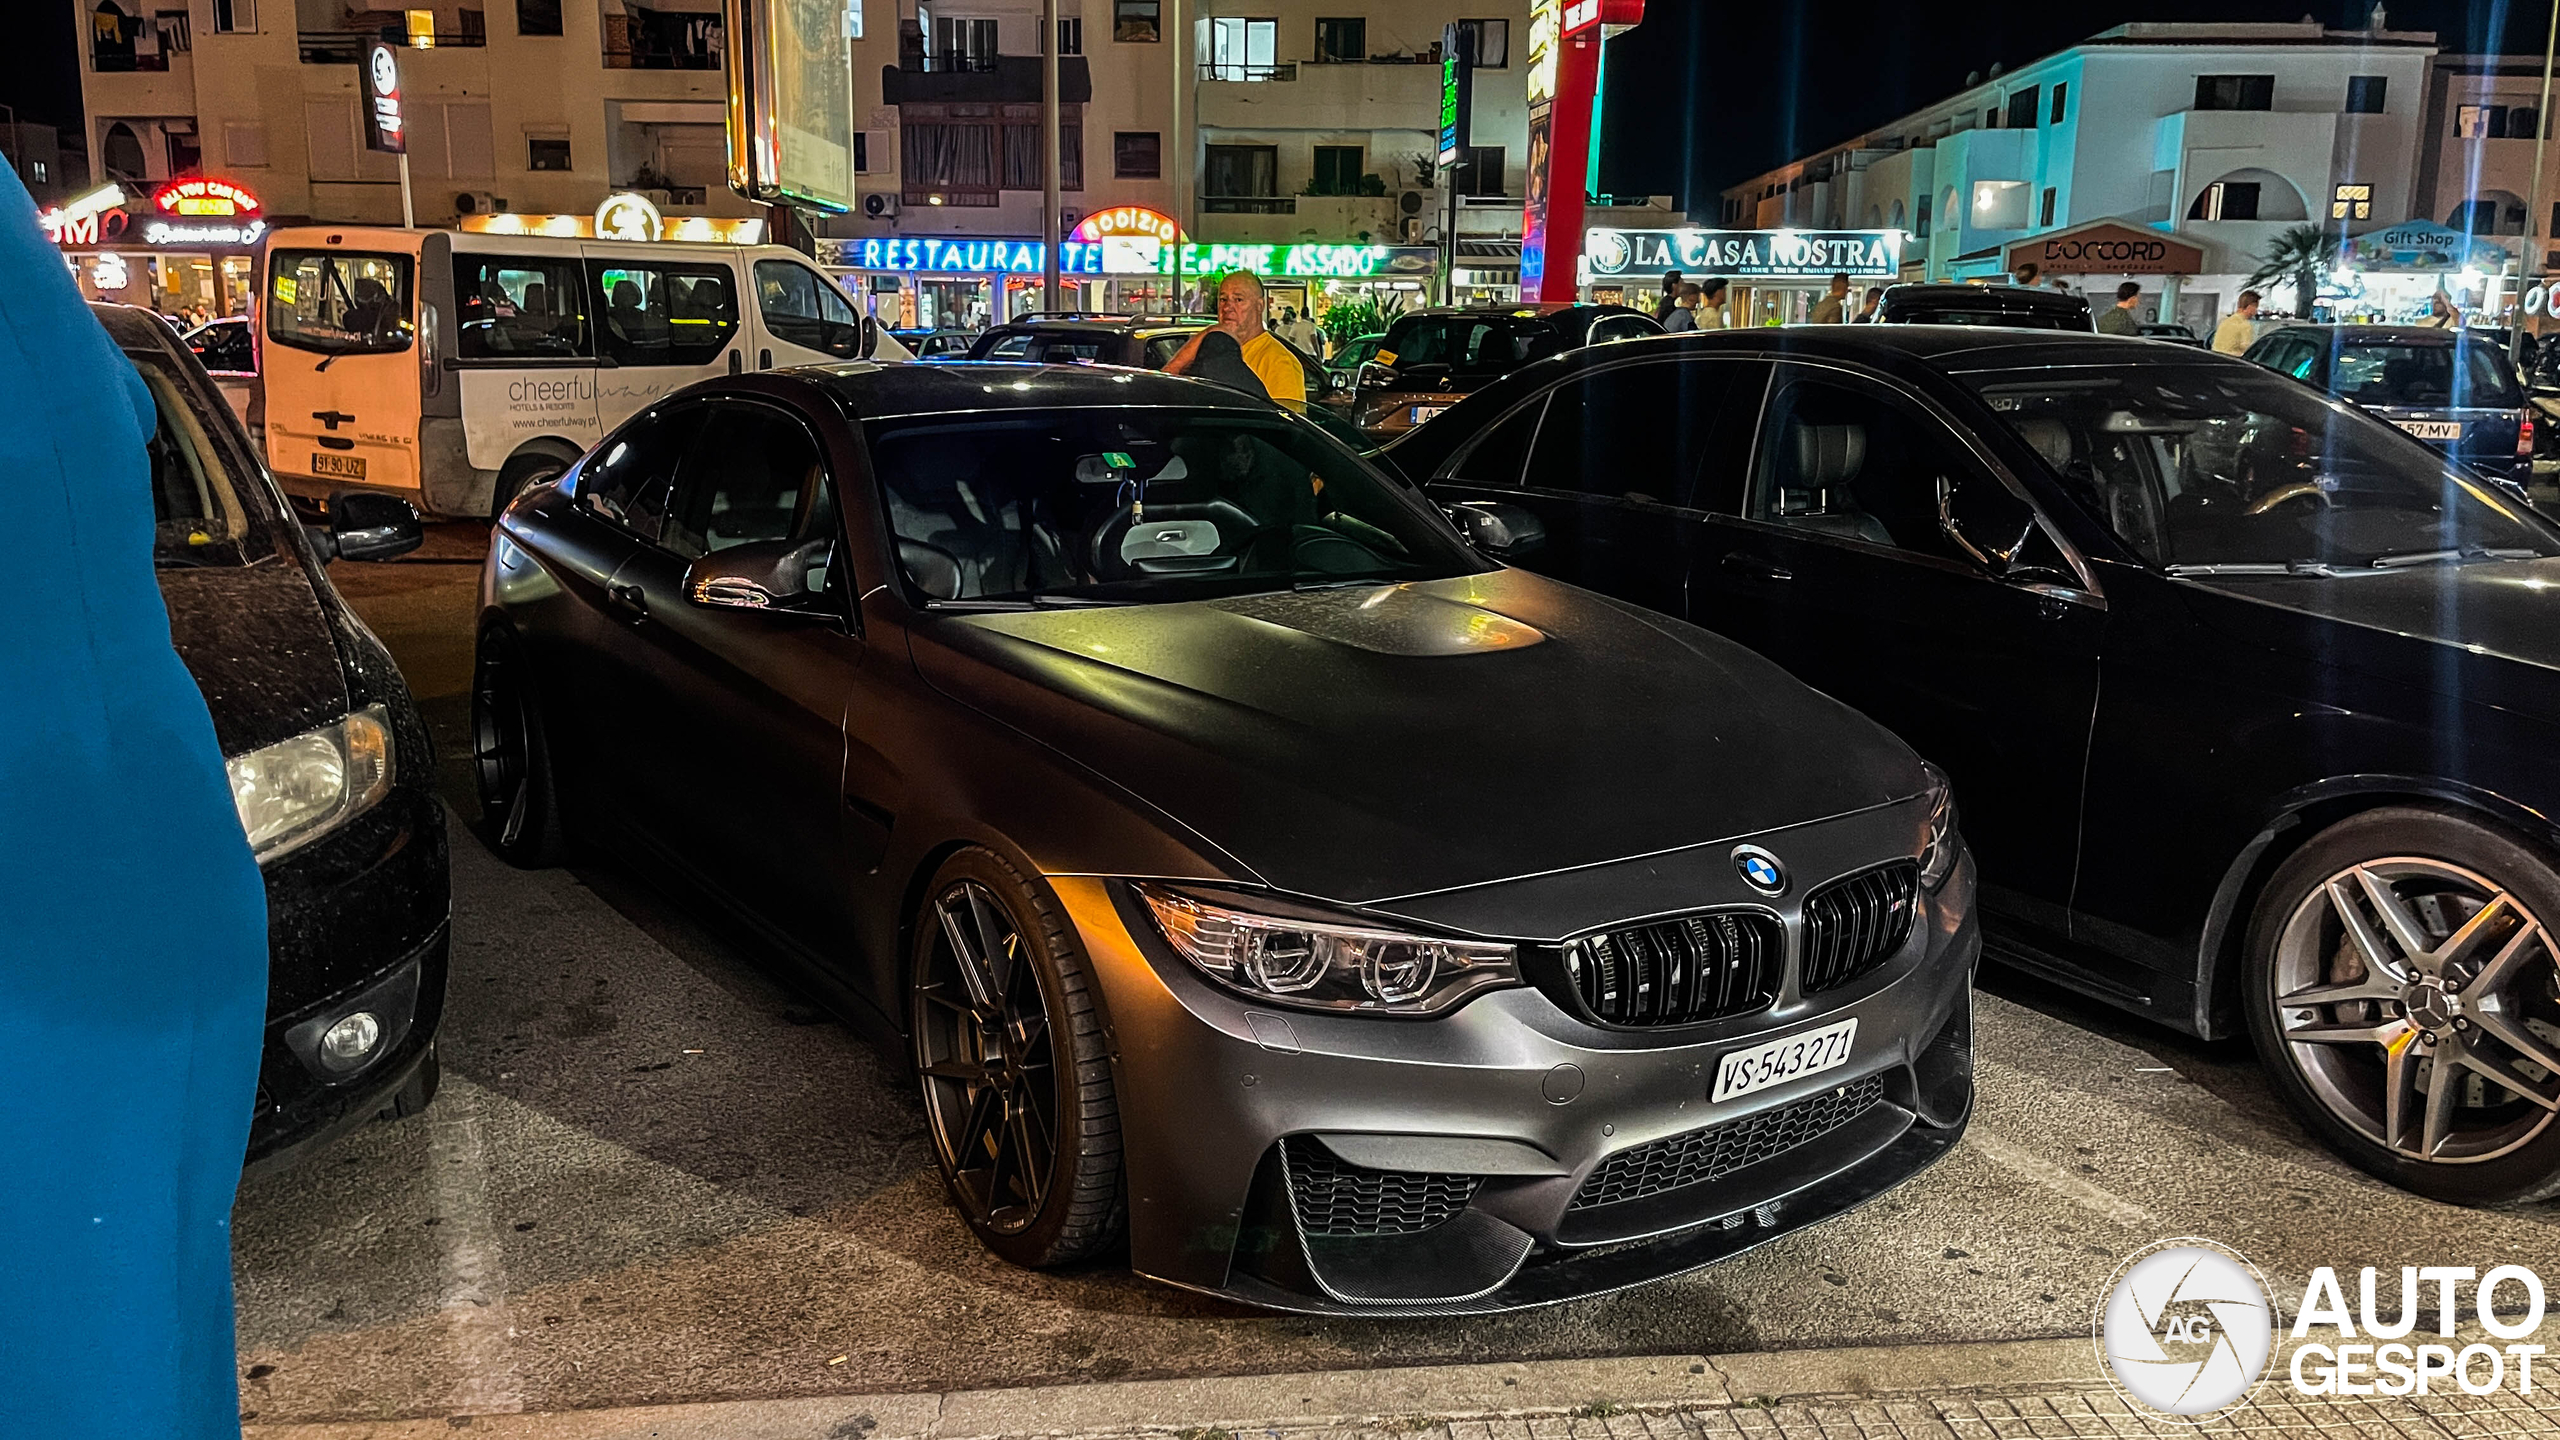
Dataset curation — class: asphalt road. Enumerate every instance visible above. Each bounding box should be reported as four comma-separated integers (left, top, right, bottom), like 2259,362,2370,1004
235,527,2560,1425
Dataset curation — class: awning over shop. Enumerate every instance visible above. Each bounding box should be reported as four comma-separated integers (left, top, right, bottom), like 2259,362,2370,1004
2003,219,2205,277
1456,239,1522,272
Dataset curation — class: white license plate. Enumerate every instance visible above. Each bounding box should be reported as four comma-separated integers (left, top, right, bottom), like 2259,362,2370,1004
2393,420,2462,440
1713,1017,1859,1102
1409,404,1447,424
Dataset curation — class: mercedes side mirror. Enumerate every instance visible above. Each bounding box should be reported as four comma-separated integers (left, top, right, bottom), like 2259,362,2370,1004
1445,500,1546,560
1356,360,1397,391
682,537,834,612
316,490,423,563
1934,475,2035,575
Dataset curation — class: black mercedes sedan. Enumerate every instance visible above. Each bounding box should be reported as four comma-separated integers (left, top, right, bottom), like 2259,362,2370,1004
2242,324,2533,491
472,362,1977,1312
96,303,450,1172
1387,326,2560,1205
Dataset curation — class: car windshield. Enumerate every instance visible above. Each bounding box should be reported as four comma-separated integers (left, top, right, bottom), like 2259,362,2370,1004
1961,362,2559,572
266,249,415,356
2327,339,2519,409
125,343,276,568
1380,315,1560,376
867,406,1481,604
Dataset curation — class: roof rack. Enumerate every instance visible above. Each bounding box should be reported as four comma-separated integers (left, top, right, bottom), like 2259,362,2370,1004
1015,310,1133,321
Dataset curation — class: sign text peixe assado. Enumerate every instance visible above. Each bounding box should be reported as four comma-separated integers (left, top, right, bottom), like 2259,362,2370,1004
1585,227,1903,279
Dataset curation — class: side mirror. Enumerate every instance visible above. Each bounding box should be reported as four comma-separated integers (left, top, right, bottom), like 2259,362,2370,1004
1356,360,1397,390
1325,369,1352,395
1445,500,1546,560
682,537,833,611
859,313,880,360
1935,475,2039,576
318,490,423,562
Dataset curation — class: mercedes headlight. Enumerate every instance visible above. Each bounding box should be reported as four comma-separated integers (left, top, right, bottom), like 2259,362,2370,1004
227,704,396,864
1917,762,1959,891
1137,883,1518,1015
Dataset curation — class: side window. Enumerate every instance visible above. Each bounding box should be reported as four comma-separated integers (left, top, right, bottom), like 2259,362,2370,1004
1588,315,1660,345
1142,334,1187,369
1521,359,1763,508
579,405,703,543
1749,375,2034,566
455,253,590,359
1442,396,1546,485
984,331,1033,358
659,403,829,561
1027,335,1105,362
753,260,864,358
191,322,254,372
589,260,738,366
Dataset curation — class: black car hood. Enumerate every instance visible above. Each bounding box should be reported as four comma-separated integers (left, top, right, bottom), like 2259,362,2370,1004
158,556,351,758
2178,558,2560,714
911,569,1923,906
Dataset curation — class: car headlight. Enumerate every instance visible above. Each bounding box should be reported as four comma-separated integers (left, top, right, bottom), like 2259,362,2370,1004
1917,762,1959,891
226,704,396,864
1137,883,1518,1015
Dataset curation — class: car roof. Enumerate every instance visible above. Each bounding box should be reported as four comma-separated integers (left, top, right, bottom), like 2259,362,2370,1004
2263,323,2478,345
775,359,1289,419
1883,282,2085,311
90,300,183,351
1527,324,2224,371
1393,303,1638,321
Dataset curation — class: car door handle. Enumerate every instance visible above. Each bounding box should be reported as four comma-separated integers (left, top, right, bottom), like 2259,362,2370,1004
1720,551,1793,583
606,582,649,621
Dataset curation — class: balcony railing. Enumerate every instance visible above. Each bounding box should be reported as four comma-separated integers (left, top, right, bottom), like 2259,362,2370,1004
1201,195,1296,214
900,53,999,73
1200,61,1296,82
300,28,487,65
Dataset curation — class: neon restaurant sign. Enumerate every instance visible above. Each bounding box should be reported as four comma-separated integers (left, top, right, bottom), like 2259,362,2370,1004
142,177,266,246
1584,226,1906,279
833,237,1438,280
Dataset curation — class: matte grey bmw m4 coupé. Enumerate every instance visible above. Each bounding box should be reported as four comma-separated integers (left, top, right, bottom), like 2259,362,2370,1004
473,361,1977,1312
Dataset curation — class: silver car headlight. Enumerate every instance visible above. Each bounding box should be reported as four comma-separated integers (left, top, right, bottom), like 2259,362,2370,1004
227,704,396,864
1917,762,1959,891
1138,883,1518,1015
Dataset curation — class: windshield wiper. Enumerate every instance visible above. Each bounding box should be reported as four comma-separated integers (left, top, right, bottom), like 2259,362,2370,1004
2369,546,2541,569
2163,561,2334,577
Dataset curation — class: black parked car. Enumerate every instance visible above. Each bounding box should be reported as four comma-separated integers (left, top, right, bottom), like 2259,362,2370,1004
1389,326,2560,1204
1348,304,1662,439
2243,324,2533,491
96,303,449,1173
1876,283,2095,331
890,326,978,359
967,313,1327,395
473,362,1977,1312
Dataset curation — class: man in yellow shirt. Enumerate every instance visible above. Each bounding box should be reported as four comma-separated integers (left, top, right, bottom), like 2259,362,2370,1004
1165,271,1308,407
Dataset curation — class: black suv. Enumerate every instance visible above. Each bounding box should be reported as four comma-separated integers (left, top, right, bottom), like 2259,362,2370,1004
2244,324,2532,491
965,313,1324,393
1347,304,1661,439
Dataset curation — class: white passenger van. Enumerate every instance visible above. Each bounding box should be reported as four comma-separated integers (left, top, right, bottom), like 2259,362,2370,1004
259,227,906,518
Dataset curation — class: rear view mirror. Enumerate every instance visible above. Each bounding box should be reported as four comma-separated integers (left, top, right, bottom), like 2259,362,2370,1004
683,537,833,611
319,490,423,562
1445,500,1547,560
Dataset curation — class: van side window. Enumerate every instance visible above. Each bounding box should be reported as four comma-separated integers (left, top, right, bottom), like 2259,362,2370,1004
753,261,865,358
588,260,738,367
455,255,590,359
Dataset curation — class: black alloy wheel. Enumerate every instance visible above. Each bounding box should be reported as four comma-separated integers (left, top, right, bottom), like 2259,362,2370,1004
910,848,1122,1267
2244,807,2560,1204
470,625,566,867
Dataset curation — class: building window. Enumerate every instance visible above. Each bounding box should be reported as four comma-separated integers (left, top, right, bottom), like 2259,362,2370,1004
1113,0,1158,42
1202,143,1282,211
2039,186,2057,226
1971,179,2029,228
1205,17,1279,80
2344,75,2386,113
1000,115,1083,190
931,17,999,70
2454,104,2539,139
1467,18,1508,67
1315,16,1364,63
1114,131,1160,177
2450,198,2498,233
1983,107,1999,129
903,120,997,202
2332,182,2372,220
1311,144,1364,194
853,132,870,173
1053,17,1080,53
211,0,255,33
2050,81,2067,124
529,136,572,171
2194,74,2275,111
1459,143,1504,196
2188,180,2260,221
2006,86,2040,129
1915,193,1930,239
517,0,560,36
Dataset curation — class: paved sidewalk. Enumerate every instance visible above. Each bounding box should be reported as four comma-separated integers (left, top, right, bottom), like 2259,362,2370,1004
241,1334,2560,1440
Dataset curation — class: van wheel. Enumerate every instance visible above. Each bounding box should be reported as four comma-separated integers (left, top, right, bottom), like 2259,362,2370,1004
490,454,568,521
2242,806,2560,1205
471,624,566,866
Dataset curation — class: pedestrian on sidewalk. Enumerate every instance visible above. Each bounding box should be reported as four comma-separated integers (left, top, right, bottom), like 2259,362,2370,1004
1696,278,1730,329
1810,272,1852,323
2211,289,2263,354
2096,282,2143,335
1851,286,1884,322
1654,269,1683,322
1663,285,1701,332
1165,271,1307,407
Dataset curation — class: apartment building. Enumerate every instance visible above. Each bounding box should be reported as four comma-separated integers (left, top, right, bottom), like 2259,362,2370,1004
1716,20,2439,331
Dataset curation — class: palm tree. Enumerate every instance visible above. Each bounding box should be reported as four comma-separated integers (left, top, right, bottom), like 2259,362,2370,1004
2249,224,2343,318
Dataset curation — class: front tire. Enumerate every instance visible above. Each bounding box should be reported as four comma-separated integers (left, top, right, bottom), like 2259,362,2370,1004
2242,806,2560,1204
489,453,568,522
471,624,566,867
909,847,1124,1267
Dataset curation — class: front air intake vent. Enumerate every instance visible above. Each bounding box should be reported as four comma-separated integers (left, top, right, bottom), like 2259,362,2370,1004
1568,1075,1887,1212
1563,911,1782,1027
1280,1138,1479,1237
1799,863,1920,995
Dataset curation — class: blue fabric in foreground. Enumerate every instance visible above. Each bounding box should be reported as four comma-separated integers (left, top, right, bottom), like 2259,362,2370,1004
0,168,267,1434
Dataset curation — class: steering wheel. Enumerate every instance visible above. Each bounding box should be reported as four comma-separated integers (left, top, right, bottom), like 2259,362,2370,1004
2246,481,2335,516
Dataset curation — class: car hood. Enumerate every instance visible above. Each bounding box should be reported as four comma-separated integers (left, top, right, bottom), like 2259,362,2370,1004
2178,557,2560,714
910,569,1924,907
158,556,352,759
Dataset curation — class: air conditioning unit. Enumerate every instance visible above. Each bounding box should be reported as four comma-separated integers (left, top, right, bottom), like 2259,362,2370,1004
863,193,900,219
454,190,509,215
1400,216,1425,242
1399,190,1425,216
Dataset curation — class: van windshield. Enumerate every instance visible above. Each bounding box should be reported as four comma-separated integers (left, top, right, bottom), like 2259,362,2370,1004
267,249,414,356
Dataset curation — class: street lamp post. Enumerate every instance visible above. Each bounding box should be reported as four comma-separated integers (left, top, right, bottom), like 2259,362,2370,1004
2514,0,2558,361
1041,0,1063,313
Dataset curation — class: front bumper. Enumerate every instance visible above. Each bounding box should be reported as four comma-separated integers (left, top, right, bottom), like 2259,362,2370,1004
1054,836,1979,1315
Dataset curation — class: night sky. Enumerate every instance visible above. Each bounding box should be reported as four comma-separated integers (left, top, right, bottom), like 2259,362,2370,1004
3,2,2553,211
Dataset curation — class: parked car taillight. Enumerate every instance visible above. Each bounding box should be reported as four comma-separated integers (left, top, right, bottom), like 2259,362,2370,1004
2519,411,2536,457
